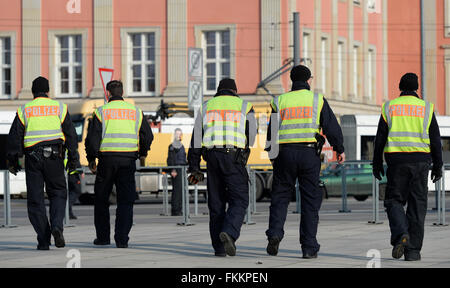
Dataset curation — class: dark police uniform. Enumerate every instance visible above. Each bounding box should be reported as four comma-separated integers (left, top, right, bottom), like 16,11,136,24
7,81,78,250
265,81,344,258
167,140,187,216
188,88,256,256
85,95,153,247
373,90,442,261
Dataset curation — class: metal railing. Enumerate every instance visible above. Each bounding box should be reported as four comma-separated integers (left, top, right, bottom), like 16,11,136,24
2,162,447,228
1,170,17,228
434,166,448,226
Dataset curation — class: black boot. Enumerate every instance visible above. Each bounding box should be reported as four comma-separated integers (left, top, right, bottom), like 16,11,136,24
266,237,281,256
52,229,65,248
392,234,409,259
219,232,236,257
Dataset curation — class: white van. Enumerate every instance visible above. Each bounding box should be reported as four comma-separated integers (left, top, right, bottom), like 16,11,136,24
341,114,450,191
0,111,27,197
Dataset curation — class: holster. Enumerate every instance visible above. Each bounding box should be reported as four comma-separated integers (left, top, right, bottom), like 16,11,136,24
234,148,251,166
314,133,326,156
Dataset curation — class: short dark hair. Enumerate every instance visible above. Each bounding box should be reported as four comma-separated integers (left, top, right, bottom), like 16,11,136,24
106,80,123,97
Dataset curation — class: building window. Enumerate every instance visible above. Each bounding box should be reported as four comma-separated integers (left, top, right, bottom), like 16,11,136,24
129,33,156,96
446,0,450,37
0,37,11,98
302,32,311,67
337,41,344,96
367,48,376,99
321,37,328,94
353,44,360,98
56,35,82,97
203,30,230,93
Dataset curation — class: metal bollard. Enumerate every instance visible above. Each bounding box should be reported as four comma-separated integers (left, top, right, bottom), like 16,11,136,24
178,167,194,226
293,179,301,214
369,176,383,224
64,171,75,228
339,165,351,213
194,184,198,216
433,167,448,226
441,167,448,226
251,170,257,215
244,167,255,225
160,172,169,216
1,170,17,228
442,167,447,226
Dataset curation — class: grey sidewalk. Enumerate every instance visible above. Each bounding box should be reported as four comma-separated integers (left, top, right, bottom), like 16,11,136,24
0,199,449,268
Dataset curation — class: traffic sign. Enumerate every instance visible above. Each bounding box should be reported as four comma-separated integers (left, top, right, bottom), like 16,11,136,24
189,48,203,78
99,68,114,103
189,80,203,109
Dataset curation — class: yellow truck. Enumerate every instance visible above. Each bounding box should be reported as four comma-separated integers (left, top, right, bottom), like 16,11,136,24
68,99,274,204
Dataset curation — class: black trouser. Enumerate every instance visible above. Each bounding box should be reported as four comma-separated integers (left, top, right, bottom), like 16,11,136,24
266,147,322,254
206,150,249,253
94,156,136,245
25,151,67,246
68,173,81,215
171,168,183,215
384,162,430,254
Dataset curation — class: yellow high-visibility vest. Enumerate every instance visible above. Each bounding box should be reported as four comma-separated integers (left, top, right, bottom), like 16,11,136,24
272,90,324,144
201,96,252,149
17,97,67,148
382,96,433,153
94,100,143,153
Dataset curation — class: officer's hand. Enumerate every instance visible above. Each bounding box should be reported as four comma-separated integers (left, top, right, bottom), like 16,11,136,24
89,161,97,175
337,153,346,165
372,164,385,181
188,171,204,185
7,159,20,176
8,165,19,176
431,167,443,183
139,156,147,167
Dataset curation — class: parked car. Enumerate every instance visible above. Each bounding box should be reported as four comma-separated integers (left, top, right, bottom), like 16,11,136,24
320,162,387,202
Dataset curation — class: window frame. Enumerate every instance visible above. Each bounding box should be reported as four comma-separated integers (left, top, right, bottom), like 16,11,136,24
0,32,16,100
120,27,161,98
55,35,83,98
194,24,236,96
202,30,231,94
337,38,347,99
352,42,362,100
367,46,377,101
48,29,88,99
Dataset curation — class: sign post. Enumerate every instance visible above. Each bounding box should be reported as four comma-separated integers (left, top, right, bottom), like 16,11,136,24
98,68,114,104
188,48,203,117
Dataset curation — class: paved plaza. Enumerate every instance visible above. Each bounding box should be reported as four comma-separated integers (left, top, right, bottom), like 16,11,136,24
0,197,449,268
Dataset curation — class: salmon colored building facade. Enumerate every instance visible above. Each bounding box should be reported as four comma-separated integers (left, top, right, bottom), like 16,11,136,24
0,0,443,117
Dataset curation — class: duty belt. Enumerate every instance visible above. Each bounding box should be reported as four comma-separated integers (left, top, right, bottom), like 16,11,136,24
208,147,239,154
26,144,63,161
280,143,316,149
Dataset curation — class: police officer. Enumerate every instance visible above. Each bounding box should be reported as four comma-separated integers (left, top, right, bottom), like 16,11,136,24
372,73,443,261
167,128,187,216
85,80,153,248
188,78,256,257
265,65,345,259
64,156,82,219
7,76,79,250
